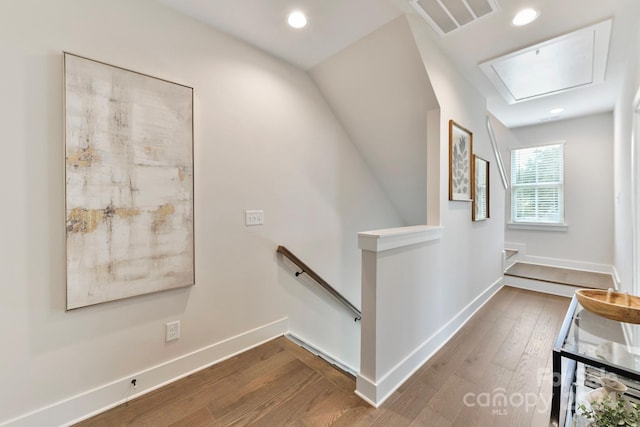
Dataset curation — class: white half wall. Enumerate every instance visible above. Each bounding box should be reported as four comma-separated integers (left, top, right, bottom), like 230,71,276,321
356,226,502,406
0,0,403,424
353,14,508,408
408,13,506,309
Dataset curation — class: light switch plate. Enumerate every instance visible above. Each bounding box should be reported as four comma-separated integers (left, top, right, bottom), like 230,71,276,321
245,210,264,226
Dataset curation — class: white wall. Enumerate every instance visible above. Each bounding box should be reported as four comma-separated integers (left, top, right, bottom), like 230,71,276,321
614,19,640,292
504,113,615,268
354,15,506,406
310,16,438,226
0,0,403,424
409,14,506,301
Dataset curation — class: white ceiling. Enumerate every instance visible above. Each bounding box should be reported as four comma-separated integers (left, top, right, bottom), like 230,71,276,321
156,0,640,128
156,0,402,70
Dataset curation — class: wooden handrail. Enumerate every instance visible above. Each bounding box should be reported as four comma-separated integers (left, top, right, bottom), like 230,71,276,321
277,245,361,321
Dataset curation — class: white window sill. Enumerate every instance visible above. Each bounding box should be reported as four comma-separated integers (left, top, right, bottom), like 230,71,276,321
507,222,568,232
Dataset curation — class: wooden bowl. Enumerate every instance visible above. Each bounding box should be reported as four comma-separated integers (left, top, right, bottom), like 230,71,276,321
575,289,640,324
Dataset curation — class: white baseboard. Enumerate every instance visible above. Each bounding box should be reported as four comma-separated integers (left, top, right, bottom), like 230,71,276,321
355,278,504,407
1,318,288,427
503,242,614,276
285,333,357,376
519,255,613,275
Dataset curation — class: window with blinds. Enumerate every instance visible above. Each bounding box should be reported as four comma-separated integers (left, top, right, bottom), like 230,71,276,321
511,143,564,224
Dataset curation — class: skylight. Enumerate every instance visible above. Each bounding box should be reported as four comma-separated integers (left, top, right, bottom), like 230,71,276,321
479,19,612,104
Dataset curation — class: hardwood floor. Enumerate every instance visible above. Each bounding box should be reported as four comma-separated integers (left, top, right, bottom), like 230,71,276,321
74,287,570,427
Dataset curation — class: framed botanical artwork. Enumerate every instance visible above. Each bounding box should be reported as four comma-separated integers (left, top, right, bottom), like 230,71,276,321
64,52,194,309
449,120,473,201
472,155,490,221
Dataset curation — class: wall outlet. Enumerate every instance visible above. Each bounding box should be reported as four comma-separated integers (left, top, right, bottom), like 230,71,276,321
165,321,180,342
245,210,264,226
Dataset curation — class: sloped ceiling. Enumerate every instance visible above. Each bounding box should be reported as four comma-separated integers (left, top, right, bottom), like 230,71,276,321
158,0,640,128
310,16,439,225
156,0,402,70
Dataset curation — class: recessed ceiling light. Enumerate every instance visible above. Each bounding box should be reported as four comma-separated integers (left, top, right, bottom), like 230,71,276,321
512,8,540,26
550,108,565,114
287,11,307,29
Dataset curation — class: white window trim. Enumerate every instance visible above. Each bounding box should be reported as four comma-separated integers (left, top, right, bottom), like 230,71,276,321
507,222,568,232
510,141,566,227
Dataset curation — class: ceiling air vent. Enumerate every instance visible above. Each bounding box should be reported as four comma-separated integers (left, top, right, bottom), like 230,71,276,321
410,0,500,36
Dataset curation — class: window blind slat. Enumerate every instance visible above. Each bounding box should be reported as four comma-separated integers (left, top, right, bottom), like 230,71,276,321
511,144,564,224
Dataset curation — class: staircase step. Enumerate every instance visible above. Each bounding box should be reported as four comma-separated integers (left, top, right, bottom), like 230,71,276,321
504,262,614,290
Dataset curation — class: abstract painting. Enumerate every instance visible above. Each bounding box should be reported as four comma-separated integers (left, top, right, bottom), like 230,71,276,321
64,52,194,310
449,120,473,201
